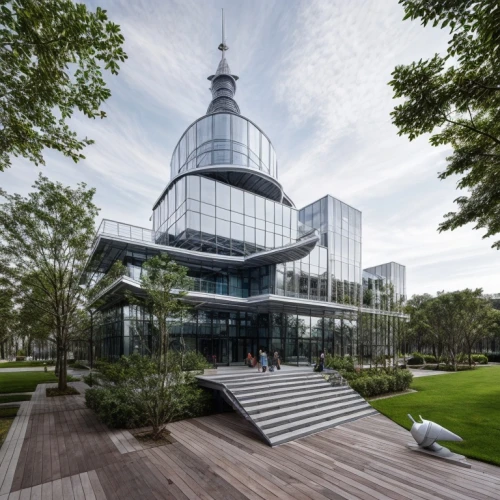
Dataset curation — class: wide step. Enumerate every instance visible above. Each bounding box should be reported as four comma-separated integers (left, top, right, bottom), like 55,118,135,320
197,370,378,446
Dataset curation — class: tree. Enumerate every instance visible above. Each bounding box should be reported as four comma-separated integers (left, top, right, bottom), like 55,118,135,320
390,0,500,248
421,289,500,370
133,254,192,370
454,289,499,366
0,0,127,171
405,293,434,353
115,254,195,439
0,284,16,359
0,174,99,389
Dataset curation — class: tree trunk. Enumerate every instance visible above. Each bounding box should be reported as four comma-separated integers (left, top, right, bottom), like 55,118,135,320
58,347,67,391
55,339,61,376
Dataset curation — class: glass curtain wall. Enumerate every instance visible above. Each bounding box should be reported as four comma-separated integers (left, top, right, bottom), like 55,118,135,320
153,175,311,256
169,113,278,180
298,195,362,307
95,305,363,365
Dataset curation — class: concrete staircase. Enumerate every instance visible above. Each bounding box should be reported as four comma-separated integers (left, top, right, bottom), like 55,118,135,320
197,370,377,446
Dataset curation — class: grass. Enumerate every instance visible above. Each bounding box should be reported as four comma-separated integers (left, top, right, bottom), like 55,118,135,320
371,366,500,466
0,394,32,404
0,407,18,447
0,371,58,393
0,361,54,368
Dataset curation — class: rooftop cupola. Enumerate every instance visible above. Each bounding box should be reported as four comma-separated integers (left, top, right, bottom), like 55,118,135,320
207,10,240,115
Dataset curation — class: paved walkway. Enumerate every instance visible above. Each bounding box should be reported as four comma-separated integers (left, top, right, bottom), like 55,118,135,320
408,368,458,378
1,382,499,499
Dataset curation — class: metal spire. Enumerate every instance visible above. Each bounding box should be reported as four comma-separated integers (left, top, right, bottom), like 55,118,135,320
207,8,240,115
218,9,228,57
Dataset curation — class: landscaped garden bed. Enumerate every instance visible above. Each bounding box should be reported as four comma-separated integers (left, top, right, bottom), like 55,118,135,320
324,355,414,398
46,386,80,397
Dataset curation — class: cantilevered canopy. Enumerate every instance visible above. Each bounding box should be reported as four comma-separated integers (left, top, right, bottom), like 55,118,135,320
83,227,319,280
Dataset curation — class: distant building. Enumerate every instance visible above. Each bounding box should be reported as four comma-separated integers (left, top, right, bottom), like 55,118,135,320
83,30,407,365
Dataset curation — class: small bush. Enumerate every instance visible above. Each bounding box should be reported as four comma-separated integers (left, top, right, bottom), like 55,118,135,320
324,355,355,372
472,354,488,364
85,387,143,428
348,369,413,398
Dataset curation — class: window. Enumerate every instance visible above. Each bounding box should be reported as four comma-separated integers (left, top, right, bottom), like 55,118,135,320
248,123,260,166
275,203,283,227
216,218,230,238
265,199,274,222
244,192,255,217
261,137,269,171
187,176,200,200
213,113,230,140
255,196,265,220
216,182,230,209
196,116,212,146
200,177,215,205
232,115,247,146
201,214,215,237
231,187,243,213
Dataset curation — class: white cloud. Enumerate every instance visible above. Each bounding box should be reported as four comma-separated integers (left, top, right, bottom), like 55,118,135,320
1,0,498,297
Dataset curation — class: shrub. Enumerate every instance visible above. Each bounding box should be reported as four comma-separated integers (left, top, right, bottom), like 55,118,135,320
85,387,143,428
324,354,355,372
168,350,211,371
85,354,213,434
348,369,413,398
471,354,488,364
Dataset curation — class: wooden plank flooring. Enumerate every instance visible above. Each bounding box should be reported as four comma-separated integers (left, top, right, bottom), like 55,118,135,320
0,382,499,499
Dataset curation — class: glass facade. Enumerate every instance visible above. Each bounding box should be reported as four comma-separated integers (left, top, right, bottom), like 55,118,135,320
153,175,311,256
88,47,408,367
298,196,362,306
363,262,406,312
170,113,278,181
95,306,364,365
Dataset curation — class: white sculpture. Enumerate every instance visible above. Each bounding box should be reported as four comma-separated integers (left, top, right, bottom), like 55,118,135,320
407,414,470,467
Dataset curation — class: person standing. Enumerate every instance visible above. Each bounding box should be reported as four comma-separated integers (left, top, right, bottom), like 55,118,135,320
273,350,281,370
319,350,325,372
257,349,262,372
260,349,268,373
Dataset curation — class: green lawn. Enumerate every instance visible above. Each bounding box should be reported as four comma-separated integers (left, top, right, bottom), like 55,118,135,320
0,371,58,393
0,394,32,404
371,366,500,466
0,407,18,447
0,361,54,368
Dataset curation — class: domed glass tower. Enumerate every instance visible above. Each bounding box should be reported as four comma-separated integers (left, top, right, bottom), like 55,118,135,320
85,14,407,366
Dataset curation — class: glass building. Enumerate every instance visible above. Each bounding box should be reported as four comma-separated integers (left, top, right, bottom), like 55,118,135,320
84,37,407,365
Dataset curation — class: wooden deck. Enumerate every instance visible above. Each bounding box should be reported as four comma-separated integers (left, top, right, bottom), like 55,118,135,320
1,382,499,499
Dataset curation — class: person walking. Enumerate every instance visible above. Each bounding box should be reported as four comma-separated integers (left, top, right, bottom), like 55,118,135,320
257,349,262,372
260,349,268,373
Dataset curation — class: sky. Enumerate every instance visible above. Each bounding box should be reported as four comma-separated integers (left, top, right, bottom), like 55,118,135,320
1,0,498,296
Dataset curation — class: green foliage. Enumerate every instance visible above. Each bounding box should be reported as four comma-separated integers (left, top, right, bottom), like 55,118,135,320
0,394,31,403
407,352,437,365
85,354,212,436
0,0,127,171
0,175,99,390
85,387,143,428
349,369,413,398
371,366,500,466
406,289,500,369
168,350,211,372
487,353,500,363
324,354,355,372
391,0,500,248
